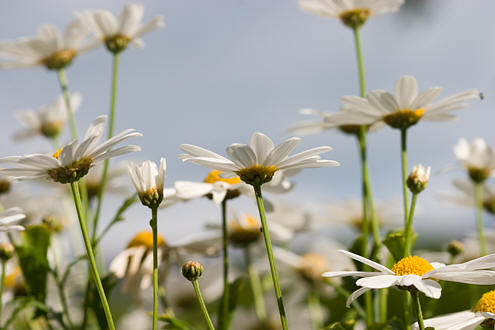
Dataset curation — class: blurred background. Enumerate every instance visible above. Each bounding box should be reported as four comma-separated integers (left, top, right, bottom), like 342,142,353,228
0,0,493,257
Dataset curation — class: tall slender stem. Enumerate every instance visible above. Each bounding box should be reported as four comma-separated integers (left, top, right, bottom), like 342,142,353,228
57,69,77,139
404,194,418,257
244,246,266,323
219,199,230,330
151,206,159,330
53,271,74,329
353,27,366,96
411,291,425,330
92,54,120,242
401,129,409,226
475,183,487,256
403,292,411,330
69,182,115,330
253,185,288,330
307,289,323,330
0,260,5,325
192,280,215,330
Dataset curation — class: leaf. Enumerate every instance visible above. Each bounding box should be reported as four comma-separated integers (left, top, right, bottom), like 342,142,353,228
158,313,193,330
15,225,52,303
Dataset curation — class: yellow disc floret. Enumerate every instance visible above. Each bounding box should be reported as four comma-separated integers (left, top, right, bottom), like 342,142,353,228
127,231,166,249
391,256,434,276
474,290,495,313
52,148,63,159
204,170,241,185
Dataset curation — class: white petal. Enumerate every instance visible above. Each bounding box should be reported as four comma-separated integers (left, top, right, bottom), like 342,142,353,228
338,250,394,274
356,275,398,288
248,132,274,165
346,287,371,308
226,144,257,168
394,75,418,109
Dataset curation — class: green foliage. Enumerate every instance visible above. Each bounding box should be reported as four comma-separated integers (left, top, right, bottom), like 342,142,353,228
158,313,193,330
14,225,52,303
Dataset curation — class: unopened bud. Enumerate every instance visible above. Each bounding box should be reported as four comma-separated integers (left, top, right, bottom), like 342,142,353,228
181,261,203,282
407,164,430,194
446,240,464,258
0,243,14,261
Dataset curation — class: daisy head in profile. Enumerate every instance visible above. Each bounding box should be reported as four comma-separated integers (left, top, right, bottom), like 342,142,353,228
339,75,480,132
0,115,141,184
414,290,495,329
0,17,96,70
128,158,166,209
298,0,405,29
322,250,495,307
13,93,82,141
179,132,339,188
454,138,495,184
77,3,164,54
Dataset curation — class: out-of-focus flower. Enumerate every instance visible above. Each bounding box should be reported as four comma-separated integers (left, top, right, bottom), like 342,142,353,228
298,0,405,29
179,132,338,186
128,158,166,208
454,138,495,183
0,18,96,70
413,290,495,329
13,93,82,141
338,75,480,131
77,3,164,54
323,250,495,306
0,115,141,183
439,179,495,215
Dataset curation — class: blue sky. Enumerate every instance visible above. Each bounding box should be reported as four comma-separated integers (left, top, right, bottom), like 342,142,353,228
0,0,494,255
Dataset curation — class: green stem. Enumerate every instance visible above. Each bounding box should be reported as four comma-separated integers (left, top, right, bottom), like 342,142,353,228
69,182,115,330
401,129,409,227
404,194,418,257
220,199,230,330
380,288,388,322
92,53,120,243
244,246,267,323
192,280,215,330
56,69,77,139
352,27,366,97
52,271,74,329
411,291,424,330
0,260,5,326
253,185,288,330
308,289,323,330
151,206,159,330
475,183,487,256
403,291,411,330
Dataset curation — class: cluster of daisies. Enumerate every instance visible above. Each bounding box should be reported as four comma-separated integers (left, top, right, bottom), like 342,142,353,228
0,1,494,330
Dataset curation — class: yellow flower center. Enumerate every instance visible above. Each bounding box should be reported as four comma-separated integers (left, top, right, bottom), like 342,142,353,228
127,231,166,249
391,256,434,276
339,8,372,29
236,165,278,186
204,170,241,185
41,49,77,70
474,290,495,313
299,253,329,282
104,34,131,54
383,109,425,130
52,148,63,159
4,267,22,289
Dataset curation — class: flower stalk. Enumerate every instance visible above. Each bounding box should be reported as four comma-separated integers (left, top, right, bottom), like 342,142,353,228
404,193,418,257
56,69,78,139
411,291,425,330
253,184,288,330
193,279,215,330
70,181,115,330
474,182,487,256
244,246,267,323
150,206,159,330
219,199,230,330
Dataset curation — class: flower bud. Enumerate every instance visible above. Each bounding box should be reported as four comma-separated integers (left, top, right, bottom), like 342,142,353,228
0,178,11,195
446,240,464,258
0,243,15,261
407,164,430,194
181,261,203,282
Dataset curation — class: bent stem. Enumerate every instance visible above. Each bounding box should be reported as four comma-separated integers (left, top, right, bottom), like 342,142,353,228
244,246,267,323
411,291,425,330
151,206,159,330
56,69,77,139
253,185,288,330
92,53,120,242
404,193,418,257
219,199,230,330
474,183,487,256
192,280,215,330
70,182,115,330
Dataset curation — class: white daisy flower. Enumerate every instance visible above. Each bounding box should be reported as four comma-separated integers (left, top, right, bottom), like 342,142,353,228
322,250,495,307
128,158,166,209
0,17,96,70
77,3,164,54
454,138,495,183
0,207,26,232
439,179,495,215
13,93,82,141
338,75,480,131
0,115,141,183
298,0,405,28
287,108,385,137
413,290,495,329
179,132,339,187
